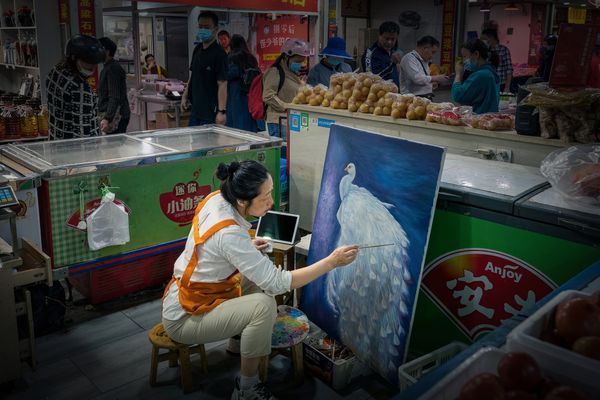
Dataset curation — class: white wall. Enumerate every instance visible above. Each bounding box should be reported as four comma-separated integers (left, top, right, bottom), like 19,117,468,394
465,4,532,66
370,0,445,65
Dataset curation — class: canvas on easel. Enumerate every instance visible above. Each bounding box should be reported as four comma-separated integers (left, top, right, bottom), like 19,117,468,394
300,124,445,385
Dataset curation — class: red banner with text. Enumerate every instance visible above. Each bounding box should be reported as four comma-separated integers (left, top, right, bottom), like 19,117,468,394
77,0,99,90
138,0,318,13
58,0,70,24
255,15,308,71
440,0,455,75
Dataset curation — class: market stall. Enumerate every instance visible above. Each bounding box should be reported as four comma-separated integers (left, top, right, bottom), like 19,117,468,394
0,126,282,303
288,103,565,232
408,154,600,358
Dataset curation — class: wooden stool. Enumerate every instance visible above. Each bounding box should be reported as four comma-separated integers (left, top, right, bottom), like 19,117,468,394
261,306,308,385
148,323,208,393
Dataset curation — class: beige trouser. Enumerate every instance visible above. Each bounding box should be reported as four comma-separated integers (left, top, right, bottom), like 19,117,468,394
162,277,277,358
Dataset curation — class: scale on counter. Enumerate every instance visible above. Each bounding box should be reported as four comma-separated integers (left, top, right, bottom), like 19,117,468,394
0,177,20,265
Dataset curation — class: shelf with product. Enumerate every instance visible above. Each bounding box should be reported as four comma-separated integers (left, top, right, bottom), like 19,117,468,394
0,0,58,142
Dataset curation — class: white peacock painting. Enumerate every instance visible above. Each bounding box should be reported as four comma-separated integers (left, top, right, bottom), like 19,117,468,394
301,125,445,385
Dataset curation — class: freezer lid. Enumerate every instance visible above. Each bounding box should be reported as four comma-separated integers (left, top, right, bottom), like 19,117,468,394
133,125,281,154
0,163,41,189
515,186,600,237
438,154,549,214
0,134,175,175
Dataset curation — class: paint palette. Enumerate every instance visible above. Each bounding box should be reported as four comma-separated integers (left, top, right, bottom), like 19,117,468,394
271,305,310,349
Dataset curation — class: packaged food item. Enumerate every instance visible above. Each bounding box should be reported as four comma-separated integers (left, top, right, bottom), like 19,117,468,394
37,104,49,136
406,96,431,120
540,144,600,205
466,113,515,131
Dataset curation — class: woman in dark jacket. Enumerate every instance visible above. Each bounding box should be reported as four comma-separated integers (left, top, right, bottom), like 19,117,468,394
226,35,259,132
46,35,105,140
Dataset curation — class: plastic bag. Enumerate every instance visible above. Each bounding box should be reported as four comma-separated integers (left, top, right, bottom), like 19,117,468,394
540,144,600,205
519,82,600,108
86,190,130,251
464,113,515,131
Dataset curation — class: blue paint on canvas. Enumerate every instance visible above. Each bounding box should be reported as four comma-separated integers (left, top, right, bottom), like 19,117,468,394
300,125,445,385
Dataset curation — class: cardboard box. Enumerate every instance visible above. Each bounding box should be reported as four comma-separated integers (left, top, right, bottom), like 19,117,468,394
302,326,368,390
155,111,190,129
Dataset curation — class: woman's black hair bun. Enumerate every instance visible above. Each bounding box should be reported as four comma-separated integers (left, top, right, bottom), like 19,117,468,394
216,163,230,181
228,161,241,176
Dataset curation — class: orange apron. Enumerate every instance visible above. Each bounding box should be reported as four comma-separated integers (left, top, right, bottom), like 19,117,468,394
164,191,242,315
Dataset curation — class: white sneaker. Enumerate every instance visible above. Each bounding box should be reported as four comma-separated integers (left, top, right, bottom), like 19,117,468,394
231,377,277,400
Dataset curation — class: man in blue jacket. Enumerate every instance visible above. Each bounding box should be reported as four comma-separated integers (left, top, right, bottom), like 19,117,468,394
361,21,401,88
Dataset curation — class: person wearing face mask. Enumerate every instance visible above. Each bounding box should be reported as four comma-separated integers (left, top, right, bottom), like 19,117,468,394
45,35,105,140
181,11,228,127
362,21,402,88
262,39,310,139
399,36,449,98
307,37,353,87
161,160,359,400
452,39,500,114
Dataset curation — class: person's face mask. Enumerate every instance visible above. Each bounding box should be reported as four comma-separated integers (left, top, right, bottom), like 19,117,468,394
463,58,475,71
327,56,343,66
196,28,214,43
77,61,95,77
290,62,303,74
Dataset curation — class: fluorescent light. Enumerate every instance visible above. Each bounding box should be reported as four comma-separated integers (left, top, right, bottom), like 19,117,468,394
505,2,519,11
480,2,491,12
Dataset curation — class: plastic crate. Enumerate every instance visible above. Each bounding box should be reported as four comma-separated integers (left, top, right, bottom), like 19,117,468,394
397,341,467,390
70,248,179,304
420,346,596,400
506,290,600,397
419,347,504,400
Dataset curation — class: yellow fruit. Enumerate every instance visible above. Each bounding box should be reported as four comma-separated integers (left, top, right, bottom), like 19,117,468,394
322,99,330,107
348,103,358,112
359,103,370,113
377,90,387,98
407,110,417,120
391,109,401,119
383,106,391,116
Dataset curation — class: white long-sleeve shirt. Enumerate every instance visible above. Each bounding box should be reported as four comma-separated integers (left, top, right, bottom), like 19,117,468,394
399,50,433,96
162,194,292,321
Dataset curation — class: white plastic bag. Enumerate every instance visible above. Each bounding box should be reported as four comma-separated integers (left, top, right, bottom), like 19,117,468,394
540,144,600,206
86,191,130,251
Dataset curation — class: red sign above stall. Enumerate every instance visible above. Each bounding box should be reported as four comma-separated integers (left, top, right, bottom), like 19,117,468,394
141,0,318,13
439,0,456,75
255,15,309,71
77,0,99,90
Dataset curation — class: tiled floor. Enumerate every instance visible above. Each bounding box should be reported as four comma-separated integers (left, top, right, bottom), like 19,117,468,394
3,298,399,400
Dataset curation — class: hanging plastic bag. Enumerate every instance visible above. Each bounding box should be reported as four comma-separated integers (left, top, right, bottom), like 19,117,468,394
540,144,600,206
86,187,130,251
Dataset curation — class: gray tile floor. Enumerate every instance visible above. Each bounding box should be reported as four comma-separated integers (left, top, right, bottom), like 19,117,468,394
4,298,399,400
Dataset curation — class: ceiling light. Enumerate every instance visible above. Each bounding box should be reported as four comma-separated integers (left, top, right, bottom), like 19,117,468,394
505,2,519,11
480,2,491,12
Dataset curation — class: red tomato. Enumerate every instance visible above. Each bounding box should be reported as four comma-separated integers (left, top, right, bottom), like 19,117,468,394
544,385,591,400
459,373,505,400
497,352,542,392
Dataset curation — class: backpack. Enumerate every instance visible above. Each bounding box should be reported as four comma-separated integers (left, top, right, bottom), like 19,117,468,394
248,63,285,121
241,67,261,95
